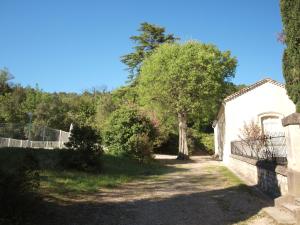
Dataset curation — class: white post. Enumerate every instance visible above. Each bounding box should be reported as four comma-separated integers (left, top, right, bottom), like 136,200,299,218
42,126,46,141
8,138,11,147
59,130,62,149
20,140,22,148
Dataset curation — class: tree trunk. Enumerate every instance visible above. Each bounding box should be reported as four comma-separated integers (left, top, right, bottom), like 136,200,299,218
177,112,189,160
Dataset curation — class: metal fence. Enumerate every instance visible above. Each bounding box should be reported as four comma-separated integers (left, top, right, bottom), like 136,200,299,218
231,135,287,165
0,123,70,149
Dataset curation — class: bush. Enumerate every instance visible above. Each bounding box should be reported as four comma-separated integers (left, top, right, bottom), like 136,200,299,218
0,149,40,225
154,133,179,155
200,133,214,154
65,124,101,152
65,124,102,172
188,129,214,155
104,107,156,162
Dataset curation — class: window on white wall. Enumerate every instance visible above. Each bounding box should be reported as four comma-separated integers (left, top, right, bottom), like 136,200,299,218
261,116,284,136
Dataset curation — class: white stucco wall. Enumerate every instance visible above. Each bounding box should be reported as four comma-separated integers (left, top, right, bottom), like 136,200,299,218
215,82,295,164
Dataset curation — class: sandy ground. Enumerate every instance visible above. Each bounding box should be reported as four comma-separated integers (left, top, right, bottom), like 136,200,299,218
38,154,275,225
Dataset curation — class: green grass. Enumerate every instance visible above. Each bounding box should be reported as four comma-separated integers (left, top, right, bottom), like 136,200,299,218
40,154,175,198
217,166,243,185
205,165,244,186
0,148,176,199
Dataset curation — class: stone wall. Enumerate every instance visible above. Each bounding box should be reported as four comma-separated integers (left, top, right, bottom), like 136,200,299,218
227,155,288,197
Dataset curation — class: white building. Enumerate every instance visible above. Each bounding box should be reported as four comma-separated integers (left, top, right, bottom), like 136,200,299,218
213,78,296,164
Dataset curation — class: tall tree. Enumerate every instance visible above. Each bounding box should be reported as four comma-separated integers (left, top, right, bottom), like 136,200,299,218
137,41,237,159
121,22,178,82
280,0,300,112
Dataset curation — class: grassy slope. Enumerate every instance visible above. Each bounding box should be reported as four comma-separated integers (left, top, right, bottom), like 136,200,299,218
40,154,173,198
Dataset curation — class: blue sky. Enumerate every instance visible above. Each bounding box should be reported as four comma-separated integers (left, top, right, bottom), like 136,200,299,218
0,0,284,93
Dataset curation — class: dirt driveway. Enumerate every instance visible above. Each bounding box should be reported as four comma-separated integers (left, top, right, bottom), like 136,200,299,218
39,154,275,225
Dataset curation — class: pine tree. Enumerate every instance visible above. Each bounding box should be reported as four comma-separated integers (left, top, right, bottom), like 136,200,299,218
121,22,178,82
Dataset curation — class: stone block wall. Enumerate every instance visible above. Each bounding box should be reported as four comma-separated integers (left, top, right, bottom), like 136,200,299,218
228,155,288,197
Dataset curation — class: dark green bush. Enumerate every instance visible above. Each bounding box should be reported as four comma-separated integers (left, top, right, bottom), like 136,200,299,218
154,133,179,155
65,124,101,151
104,107,156,161
0,149,40,225
65,124,103,172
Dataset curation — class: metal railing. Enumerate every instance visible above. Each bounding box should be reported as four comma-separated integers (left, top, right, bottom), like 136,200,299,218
231,135,287,165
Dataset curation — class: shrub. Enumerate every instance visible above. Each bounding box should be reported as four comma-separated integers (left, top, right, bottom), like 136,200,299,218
153,133,179,155
65,124,101,151
0,149,40,225
200,133,214,154
188,129,214,155
65,124,102,172
104,107,156,161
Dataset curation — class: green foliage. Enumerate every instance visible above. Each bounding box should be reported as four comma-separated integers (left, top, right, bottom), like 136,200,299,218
104,106,156,161
121,22,178,81
33,93,70,130
0,149,40,225
154,133,179,155
280,0,300,111
138,41,236,155
66,124,101,151
0,86,27,123
0,67,14,95
187,129,214,154
65,124,102,172
96,92,116,129
138,41,237,116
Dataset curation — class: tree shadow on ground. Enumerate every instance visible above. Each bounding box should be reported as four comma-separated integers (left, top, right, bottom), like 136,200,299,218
34,183,273,225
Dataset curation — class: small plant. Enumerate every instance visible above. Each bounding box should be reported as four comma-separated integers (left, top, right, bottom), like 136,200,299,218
239,120,263,158
238,120,272,159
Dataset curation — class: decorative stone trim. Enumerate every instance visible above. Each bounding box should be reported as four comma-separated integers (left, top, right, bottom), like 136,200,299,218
282,112,300,127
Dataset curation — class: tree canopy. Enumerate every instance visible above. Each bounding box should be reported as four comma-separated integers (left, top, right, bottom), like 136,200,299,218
0,68,14,95
121,22,178,82
137,41,237,158
280,0,300,112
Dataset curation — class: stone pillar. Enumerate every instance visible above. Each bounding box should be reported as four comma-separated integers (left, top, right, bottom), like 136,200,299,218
282,113,300,197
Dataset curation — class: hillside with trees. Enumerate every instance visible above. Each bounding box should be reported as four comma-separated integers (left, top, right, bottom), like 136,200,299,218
0,22,244,158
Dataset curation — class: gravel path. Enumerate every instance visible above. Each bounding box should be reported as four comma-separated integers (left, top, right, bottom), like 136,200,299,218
40,154,275,225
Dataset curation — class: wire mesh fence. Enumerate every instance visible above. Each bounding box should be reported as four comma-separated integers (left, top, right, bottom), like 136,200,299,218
0,123,70,149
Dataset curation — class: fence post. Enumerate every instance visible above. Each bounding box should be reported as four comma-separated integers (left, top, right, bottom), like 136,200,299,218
8,138,11,147
59,130,62,149
20,140,22,148
42,126,46,141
